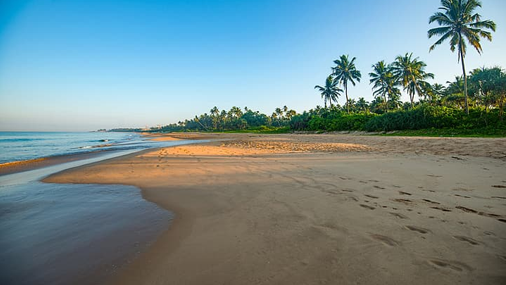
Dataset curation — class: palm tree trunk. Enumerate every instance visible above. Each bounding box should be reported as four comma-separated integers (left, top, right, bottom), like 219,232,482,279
500,94,505,122
384,94,388,112
460,45,469,115
345,82,349,114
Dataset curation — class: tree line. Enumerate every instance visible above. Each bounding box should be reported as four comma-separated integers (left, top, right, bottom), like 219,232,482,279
315,0,497,115
155,106,297,132
112,0,504,136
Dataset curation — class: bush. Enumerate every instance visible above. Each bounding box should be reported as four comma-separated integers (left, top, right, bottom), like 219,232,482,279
290,106,506,133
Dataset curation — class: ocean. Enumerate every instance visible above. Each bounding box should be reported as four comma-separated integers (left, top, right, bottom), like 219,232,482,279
0,132,204,285
0,131,146,164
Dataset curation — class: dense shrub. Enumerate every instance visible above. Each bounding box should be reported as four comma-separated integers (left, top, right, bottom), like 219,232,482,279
289,112,312,130
364,106,505,131
289,106,505,133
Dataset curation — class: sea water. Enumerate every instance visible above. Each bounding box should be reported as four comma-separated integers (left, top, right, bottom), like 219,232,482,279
0,136,206,285
0,131,144,164
0,181,170,285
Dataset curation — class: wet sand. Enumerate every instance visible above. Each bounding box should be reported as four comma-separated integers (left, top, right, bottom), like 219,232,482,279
43,133,506,284
0,149,176,285
0,151,110,176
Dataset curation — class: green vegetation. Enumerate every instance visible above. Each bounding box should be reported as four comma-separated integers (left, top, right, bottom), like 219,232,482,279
392,53,434,109
141,64,504,136
379,128,506,138
152,106,296,133
314,76,341,109
332,55,361,113
428,0,496,114
112,0,503,138
369,61,400,113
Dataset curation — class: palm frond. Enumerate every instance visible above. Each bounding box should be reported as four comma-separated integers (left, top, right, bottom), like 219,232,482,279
428,26,452,38
470,20,496,31
429,12,453,25
429,30,454,51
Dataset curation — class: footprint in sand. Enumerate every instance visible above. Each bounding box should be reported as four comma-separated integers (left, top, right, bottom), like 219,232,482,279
453,236,479,245
399,191,412,196
431,206,452,212
422,199,440,205
359,204,375,210
373,185,385,190
370,234,400,246
364,194,379,199
455,207,502,220
323,190,341,196
453,187,473,192
405,225,431,234
428,259,472,272
393,198,413,205
492,185,506,189
347,196,359,202
455,206,477,214
389,212,408,219
427,174,442,178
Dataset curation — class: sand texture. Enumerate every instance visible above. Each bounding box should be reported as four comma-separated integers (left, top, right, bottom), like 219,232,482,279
44,133,506,285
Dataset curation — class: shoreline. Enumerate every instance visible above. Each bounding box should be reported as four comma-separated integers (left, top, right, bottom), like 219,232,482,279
43,133,506,285
0,133,204,285
0,150,123,176
0,132,196,176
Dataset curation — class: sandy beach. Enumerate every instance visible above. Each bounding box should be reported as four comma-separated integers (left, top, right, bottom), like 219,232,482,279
42,133,506,285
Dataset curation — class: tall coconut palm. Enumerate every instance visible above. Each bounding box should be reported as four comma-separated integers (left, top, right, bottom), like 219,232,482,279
314,75,342,109
392,53,434,109
369,61,400,112
428,0,496,114
332,55,361,113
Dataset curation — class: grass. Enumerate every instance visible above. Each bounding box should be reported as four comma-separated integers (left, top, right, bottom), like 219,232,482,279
219,126,291,134
378,128,506,138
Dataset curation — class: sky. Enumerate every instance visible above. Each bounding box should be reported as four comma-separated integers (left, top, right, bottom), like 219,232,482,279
0,0,505,131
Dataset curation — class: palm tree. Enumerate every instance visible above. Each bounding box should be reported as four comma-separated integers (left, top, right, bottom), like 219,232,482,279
210,106,220,130
388,95,403,110
392,53,434,109
369,61,400,112
444,76,466,108
428,0,496,114
332,55,361,113
356,97,369,112
430,83,446,105
285,109,297,120
228,106,243,118
314,75,342,109
469,66,506,119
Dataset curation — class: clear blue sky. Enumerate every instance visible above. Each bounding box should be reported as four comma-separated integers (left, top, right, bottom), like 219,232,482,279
0,0,505,131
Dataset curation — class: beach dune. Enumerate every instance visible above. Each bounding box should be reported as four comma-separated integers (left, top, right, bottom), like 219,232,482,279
44,133,506,285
